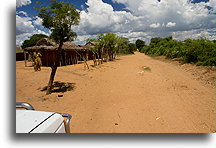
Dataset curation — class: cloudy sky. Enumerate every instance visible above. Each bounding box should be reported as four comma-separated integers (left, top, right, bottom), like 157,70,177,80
16,0,215,46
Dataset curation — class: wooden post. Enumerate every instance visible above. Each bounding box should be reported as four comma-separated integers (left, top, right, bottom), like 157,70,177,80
30,52,34,66
24,51,27,67
74,49,89,69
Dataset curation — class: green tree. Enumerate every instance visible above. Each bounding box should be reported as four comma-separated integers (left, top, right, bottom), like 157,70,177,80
86,38,98,42
89,33,133,62
100,33,118,61
116,37,129,54
135,39,145,51
94,33,106,62
35,0,80,94
21,34,48,49
128,43,136,54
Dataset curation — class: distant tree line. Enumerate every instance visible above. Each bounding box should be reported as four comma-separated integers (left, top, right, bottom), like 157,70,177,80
138,36,216,66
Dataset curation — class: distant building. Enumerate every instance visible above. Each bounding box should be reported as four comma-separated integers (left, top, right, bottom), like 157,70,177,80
84,41,98,47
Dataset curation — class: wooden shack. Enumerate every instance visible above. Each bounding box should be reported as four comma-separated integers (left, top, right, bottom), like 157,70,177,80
24,38,93,67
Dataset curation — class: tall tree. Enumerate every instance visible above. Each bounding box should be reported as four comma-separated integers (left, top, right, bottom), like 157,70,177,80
102,33,118,61
35,0,80,94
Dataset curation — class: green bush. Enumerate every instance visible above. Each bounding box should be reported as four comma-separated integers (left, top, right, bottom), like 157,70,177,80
141,37,216,66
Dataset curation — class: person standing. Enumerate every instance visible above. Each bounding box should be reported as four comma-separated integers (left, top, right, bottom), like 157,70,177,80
33,49,42,71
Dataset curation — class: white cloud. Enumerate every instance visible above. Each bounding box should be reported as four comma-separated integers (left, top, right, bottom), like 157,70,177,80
16,14,49,46
117,31,150,43
73,0,215,44
16,29,50,46
16,15,34,35
33,16,43,27
208,0,216,8
112,0,216,39
172,28,216,41
16,0,31,7
74,0,139,35
17,11,28,17
166,22,176,27
74,34,97,45
149,23,160,28
112,0,215,30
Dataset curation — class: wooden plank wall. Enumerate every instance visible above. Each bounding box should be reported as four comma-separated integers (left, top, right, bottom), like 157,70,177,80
40,50,80,67
27,50,92,67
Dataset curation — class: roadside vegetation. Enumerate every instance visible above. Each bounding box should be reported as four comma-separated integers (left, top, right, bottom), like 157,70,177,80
87,33,137,66
139,36,216,66
87,33,136,57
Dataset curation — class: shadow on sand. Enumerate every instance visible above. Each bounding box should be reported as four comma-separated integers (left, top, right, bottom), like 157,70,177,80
41,81,76,93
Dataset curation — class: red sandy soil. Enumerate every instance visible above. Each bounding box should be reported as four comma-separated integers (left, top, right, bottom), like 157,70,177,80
16,52,215,133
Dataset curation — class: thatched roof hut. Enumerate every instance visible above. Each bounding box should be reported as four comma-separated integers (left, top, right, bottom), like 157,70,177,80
25,38,89,51
24,38,92,67
82,41,100,59
84,41,98,47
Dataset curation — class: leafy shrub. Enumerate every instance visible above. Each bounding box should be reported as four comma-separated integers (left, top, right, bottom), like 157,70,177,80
141,37,216,66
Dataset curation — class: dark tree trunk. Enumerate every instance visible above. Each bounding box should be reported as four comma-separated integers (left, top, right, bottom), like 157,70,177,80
46,41,63,95
46,65,57,95
58,41,64,66
93,53,97,66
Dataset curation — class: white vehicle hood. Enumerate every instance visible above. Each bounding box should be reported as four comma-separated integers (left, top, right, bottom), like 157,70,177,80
16,110,64,133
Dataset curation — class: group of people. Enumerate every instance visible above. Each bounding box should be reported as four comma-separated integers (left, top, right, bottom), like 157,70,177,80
33,49,42,71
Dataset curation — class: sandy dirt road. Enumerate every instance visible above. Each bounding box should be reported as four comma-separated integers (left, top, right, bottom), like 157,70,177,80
16,52,215,133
